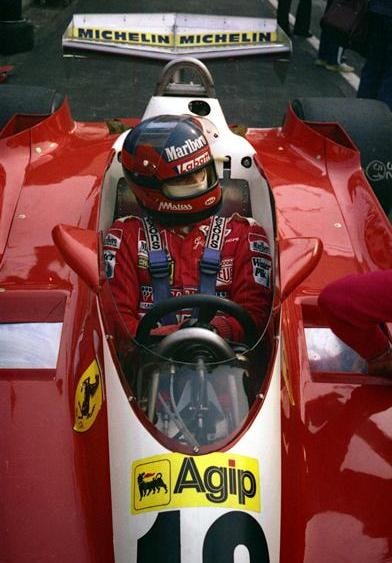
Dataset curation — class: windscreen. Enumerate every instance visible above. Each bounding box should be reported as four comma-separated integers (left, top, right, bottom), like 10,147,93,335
100,282,274,454
128,348,264,452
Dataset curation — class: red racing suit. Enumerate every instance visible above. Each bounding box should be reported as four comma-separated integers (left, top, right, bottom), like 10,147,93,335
103,213,273,341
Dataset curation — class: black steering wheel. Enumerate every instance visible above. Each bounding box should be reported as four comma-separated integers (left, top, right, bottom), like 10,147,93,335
135,294,258,349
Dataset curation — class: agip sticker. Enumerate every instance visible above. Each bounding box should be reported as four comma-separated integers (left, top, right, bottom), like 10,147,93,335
73,359,103,432
131,453,260,514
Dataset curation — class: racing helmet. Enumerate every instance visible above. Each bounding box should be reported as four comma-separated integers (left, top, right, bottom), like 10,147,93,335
121,114,221,224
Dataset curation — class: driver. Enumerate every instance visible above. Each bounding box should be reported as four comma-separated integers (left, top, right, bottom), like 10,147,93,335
104,114,272,341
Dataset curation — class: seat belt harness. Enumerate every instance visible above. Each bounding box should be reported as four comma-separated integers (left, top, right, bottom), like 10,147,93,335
143,216,176,325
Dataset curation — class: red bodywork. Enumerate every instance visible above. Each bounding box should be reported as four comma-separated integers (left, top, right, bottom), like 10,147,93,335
248,109,392,562
0,98,391,562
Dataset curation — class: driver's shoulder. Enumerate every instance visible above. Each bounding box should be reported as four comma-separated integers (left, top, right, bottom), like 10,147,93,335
226,213,263,231
110,215,143,230
106,215,143,243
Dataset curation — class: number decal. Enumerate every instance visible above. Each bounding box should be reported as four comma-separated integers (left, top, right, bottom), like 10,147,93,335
137,510,269,562
203,511,269,562
137,511,180,563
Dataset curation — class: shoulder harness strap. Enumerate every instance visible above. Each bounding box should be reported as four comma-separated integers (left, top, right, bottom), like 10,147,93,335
142,216,176,325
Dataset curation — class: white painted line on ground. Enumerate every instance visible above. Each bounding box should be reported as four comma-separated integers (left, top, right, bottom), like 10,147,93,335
266,0,360,90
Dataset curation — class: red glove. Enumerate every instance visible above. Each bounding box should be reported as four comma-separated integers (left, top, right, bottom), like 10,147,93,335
210,316,233,339
150,323,180,336
210,315,245,342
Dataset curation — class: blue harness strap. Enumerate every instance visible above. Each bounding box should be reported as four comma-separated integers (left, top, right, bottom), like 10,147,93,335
143,216,176,325
191,215,227,320
143,215,227,325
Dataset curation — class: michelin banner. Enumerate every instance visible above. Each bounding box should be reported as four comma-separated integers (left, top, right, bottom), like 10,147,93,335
63,13,291,60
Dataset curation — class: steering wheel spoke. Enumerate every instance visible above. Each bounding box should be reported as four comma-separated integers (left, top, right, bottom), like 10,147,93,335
196,304,215,324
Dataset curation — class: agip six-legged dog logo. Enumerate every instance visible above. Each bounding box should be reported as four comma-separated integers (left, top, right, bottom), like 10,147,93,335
133,459,171,512
137,471,168,500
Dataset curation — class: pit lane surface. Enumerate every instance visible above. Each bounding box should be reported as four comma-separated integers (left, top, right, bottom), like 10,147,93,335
0,0,364,126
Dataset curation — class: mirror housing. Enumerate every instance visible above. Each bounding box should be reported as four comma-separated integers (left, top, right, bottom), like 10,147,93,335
278,237,323,302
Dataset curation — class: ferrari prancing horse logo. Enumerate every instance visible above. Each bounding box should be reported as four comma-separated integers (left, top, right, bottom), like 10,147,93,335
74,359,103,432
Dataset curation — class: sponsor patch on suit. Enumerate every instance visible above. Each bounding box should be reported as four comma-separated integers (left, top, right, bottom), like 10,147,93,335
252,256,271,288
104,249,117,279
217,258,233,285
104,229,123,249
248,233,271,256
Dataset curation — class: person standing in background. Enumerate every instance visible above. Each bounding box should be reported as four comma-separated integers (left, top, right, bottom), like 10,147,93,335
315,0,354,72
277,0,312,38
357,0,392,110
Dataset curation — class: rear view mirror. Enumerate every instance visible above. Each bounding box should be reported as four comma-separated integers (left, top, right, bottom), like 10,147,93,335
52,224,102,293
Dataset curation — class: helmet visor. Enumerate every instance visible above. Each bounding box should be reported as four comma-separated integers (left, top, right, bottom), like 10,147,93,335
162,162,217,200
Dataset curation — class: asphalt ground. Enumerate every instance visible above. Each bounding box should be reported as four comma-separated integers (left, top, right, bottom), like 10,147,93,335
0,0,365,127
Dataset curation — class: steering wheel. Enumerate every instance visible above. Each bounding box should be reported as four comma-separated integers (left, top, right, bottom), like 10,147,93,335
135,294,258,349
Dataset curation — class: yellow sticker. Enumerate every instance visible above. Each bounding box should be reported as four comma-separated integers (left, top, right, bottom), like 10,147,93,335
73,27,173,47
72,27,278,48
175,31,278,47
138,256,149,269
73,359,103,432
131,453,260,514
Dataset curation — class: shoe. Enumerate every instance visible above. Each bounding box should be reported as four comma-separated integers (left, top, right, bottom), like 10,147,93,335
294,31,312,38
325,62,355,73
367,347,392,377
315,58,327,67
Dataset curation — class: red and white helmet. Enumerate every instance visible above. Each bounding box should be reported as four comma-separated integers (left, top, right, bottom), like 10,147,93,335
121,114,221,224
